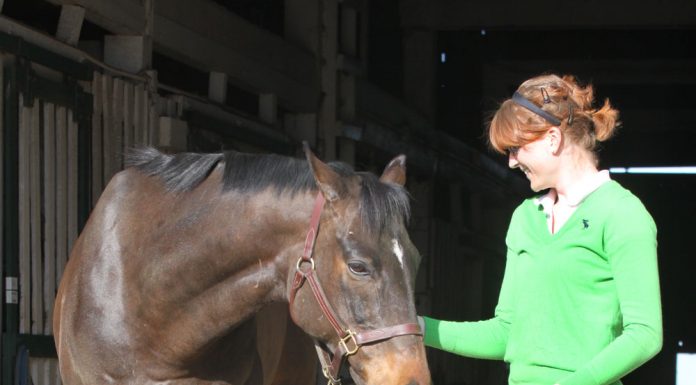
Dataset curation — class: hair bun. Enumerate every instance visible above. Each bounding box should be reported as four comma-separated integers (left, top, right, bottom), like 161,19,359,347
591,99,620,142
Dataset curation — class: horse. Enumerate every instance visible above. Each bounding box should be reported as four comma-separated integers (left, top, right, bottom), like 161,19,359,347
53,143,431,385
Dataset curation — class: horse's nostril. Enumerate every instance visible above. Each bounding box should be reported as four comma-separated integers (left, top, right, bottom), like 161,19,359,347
405,381,418,385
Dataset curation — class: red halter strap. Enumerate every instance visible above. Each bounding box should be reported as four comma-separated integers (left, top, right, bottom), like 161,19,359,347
288,193,422,384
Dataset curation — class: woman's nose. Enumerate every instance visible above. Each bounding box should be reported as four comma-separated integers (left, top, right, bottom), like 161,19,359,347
508,153,519,169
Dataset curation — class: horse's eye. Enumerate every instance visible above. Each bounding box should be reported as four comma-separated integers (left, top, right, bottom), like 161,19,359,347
347,262,370,276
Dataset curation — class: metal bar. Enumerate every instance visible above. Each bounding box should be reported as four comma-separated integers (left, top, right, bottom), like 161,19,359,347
2,55,19,385
2,334,57,358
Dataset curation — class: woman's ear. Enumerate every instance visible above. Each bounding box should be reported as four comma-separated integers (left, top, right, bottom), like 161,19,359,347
546,126,563,154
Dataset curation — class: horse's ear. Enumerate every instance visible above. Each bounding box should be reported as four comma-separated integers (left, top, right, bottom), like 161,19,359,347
380,155,407,186
303,142,342,202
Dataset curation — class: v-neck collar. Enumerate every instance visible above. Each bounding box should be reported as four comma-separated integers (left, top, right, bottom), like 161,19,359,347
532,171,611,237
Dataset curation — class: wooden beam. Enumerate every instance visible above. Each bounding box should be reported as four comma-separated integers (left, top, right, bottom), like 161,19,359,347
46,0,319,112
153,1,318,112
104,35,152,73
45,0,145,34
56,5,85,46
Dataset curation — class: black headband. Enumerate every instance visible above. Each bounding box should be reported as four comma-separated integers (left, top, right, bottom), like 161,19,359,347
511,91,562,126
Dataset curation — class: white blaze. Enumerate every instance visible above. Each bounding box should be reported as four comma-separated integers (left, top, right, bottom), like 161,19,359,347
392,239,404,268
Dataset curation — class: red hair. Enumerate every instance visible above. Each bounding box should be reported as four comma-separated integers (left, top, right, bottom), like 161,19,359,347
487,74,620,156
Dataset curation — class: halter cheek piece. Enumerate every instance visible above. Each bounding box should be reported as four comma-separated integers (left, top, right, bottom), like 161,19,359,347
289,193,423,385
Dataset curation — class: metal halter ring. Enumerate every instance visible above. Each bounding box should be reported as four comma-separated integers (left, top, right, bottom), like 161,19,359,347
296,257,315,272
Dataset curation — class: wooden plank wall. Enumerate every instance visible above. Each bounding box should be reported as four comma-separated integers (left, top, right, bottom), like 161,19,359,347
14,70,155,385
16,94,73,385
18,94,76,336
91,71,153,202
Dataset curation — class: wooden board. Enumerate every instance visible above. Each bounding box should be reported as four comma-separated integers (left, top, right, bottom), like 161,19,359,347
42,102,56,335
91,71,104,204
29,99,43,334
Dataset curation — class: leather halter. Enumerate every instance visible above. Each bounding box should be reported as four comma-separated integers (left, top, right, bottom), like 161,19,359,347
289,193,423,384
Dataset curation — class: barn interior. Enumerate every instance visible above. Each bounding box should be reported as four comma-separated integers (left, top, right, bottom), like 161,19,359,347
1,0,694,384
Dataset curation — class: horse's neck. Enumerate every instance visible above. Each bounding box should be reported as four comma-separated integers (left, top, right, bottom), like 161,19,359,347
144,189,314,339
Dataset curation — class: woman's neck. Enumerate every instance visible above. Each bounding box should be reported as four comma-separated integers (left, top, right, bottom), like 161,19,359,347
554,148,599,205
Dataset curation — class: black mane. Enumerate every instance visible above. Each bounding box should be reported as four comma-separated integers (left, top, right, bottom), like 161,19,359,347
125,147,410,231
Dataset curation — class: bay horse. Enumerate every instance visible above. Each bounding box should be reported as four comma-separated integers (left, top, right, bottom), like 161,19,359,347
53,144,430,385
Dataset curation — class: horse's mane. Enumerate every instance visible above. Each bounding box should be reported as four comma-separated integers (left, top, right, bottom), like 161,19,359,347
125,147,411,231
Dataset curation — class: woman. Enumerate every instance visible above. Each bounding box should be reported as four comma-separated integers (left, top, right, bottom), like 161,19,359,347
420,74,662,385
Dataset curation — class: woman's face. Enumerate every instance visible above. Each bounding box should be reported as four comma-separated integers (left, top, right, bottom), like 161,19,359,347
508,131,558,192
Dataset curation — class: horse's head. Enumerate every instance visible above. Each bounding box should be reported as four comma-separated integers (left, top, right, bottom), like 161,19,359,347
288,145,430,385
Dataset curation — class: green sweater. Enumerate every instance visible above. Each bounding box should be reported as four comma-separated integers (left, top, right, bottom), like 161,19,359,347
424,181,662,385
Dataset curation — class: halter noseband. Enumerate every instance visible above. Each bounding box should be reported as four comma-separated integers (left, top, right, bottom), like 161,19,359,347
289,193,423,385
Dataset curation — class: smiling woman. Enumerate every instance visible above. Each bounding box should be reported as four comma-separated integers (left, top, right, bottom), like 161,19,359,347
420,74,663,385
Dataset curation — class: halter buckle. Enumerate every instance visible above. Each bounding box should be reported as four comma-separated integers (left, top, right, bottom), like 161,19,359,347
339,329,359,356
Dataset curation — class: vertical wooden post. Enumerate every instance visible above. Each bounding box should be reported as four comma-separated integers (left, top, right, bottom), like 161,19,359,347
55,105,68,299
29,100,42,335
91,71,103,203
259,93,277,125
208,72,228,104
42,103,56,336
18,95,31,334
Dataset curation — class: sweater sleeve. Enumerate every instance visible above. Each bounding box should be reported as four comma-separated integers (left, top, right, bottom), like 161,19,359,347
558,196,663,385
422,244,517,360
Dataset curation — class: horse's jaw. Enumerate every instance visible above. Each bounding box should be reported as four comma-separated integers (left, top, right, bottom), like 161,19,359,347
349,367,368,385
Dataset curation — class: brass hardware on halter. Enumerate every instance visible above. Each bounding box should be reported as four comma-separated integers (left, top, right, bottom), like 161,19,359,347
339,330,359,356
290,193,423,384
322,366,342,385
